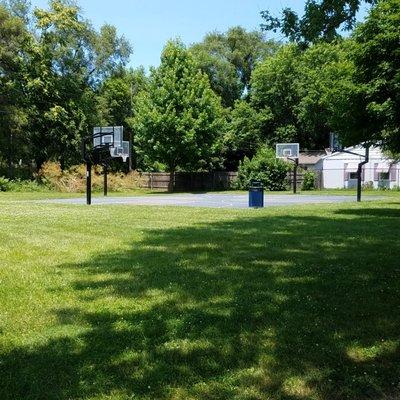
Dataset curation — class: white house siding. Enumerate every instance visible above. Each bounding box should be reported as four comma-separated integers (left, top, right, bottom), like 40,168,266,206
314,146,399,189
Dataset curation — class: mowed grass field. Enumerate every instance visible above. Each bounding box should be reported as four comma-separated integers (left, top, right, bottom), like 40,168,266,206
0,193,399,400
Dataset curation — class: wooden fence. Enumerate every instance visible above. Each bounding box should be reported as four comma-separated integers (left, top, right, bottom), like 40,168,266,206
138,170,323,191
287,171,323,190
139,172,238,191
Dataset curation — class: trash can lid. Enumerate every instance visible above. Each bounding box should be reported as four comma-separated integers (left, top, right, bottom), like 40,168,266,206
250,180,263,188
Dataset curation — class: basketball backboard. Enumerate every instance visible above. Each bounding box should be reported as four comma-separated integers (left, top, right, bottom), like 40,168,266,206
83,125,130,205
110,140,129,162
276,143,299,159
93,126,123,149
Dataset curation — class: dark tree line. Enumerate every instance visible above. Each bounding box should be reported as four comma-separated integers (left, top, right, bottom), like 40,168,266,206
1,0,399,177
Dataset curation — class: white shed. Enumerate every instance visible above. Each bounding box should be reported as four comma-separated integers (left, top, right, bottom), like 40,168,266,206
314,146,399,189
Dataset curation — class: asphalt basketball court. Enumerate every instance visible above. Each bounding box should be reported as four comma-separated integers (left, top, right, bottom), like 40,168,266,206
43,193,376,208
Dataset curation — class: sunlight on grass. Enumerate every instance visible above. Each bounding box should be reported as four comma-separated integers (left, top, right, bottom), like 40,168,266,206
1,194,399,399
347,340,400,362
282,376,313,397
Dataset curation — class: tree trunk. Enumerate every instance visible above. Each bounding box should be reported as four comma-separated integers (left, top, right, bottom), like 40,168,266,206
7,131,13,179
35,155,47,173
168,170,175,192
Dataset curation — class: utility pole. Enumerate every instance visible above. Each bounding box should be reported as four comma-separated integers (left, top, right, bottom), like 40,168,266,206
0,110,14,179
128,82,134,171
8,131,13,179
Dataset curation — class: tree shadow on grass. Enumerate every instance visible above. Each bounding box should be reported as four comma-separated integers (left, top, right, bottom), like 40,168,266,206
335,208,400,218
1,211,400,399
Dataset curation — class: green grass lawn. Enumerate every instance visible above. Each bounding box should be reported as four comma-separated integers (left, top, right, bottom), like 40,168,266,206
0,194,399,400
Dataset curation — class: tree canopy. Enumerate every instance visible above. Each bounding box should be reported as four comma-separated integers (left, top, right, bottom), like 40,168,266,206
0,0,132,169
1,0,399,177
328,0,400,153
190,27,279,107
0,3,30,174
250,41,353,150
131,41,226,173
97,67,147,126
261,0,376,45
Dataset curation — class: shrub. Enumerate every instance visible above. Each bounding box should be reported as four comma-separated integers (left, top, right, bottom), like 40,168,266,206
362,181,374,190
235,147,290,191
0,177,11,191
8,179,44,192
38,161,144,192
301,170,317,190
38,161,62,183
0,176,45,192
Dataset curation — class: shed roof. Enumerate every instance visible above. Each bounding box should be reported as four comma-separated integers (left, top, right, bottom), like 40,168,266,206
298,151,327,165
321,145,391,161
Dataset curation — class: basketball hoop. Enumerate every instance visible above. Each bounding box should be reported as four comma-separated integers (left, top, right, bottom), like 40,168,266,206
276,143,300,194
109,140,129,162
82,126,130,205
276,143,299,160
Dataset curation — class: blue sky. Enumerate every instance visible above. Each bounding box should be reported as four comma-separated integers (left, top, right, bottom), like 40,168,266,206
29,0,369,71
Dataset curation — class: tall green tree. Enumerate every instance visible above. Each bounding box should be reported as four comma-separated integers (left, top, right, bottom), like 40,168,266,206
1,0,31,23
251,45,302,145
97,67,147,169
132,40,225,178
295,40,354,148
251,40,353,150
190,27,279,107
0,4,30,176
0,3,27,114
223,100,273,169
97,67,147,126
329,0,400,153
26,0,132,168
261,0,376,45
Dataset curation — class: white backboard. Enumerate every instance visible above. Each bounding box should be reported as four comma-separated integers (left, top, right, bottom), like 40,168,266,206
110,140,129,162
276,143,300,159
93,126,123,149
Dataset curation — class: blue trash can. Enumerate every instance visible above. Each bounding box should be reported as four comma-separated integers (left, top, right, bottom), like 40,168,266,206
249,180,264,208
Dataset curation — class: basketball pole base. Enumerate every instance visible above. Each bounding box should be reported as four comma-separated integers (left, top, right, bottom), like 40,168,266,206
103,162,108,197
286,157,299,194
86,161,92,205
293,158,298,194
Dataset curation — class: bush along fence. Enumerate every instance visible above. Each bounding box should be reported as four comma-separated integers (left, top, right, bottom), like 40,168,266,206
287,170,323,190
